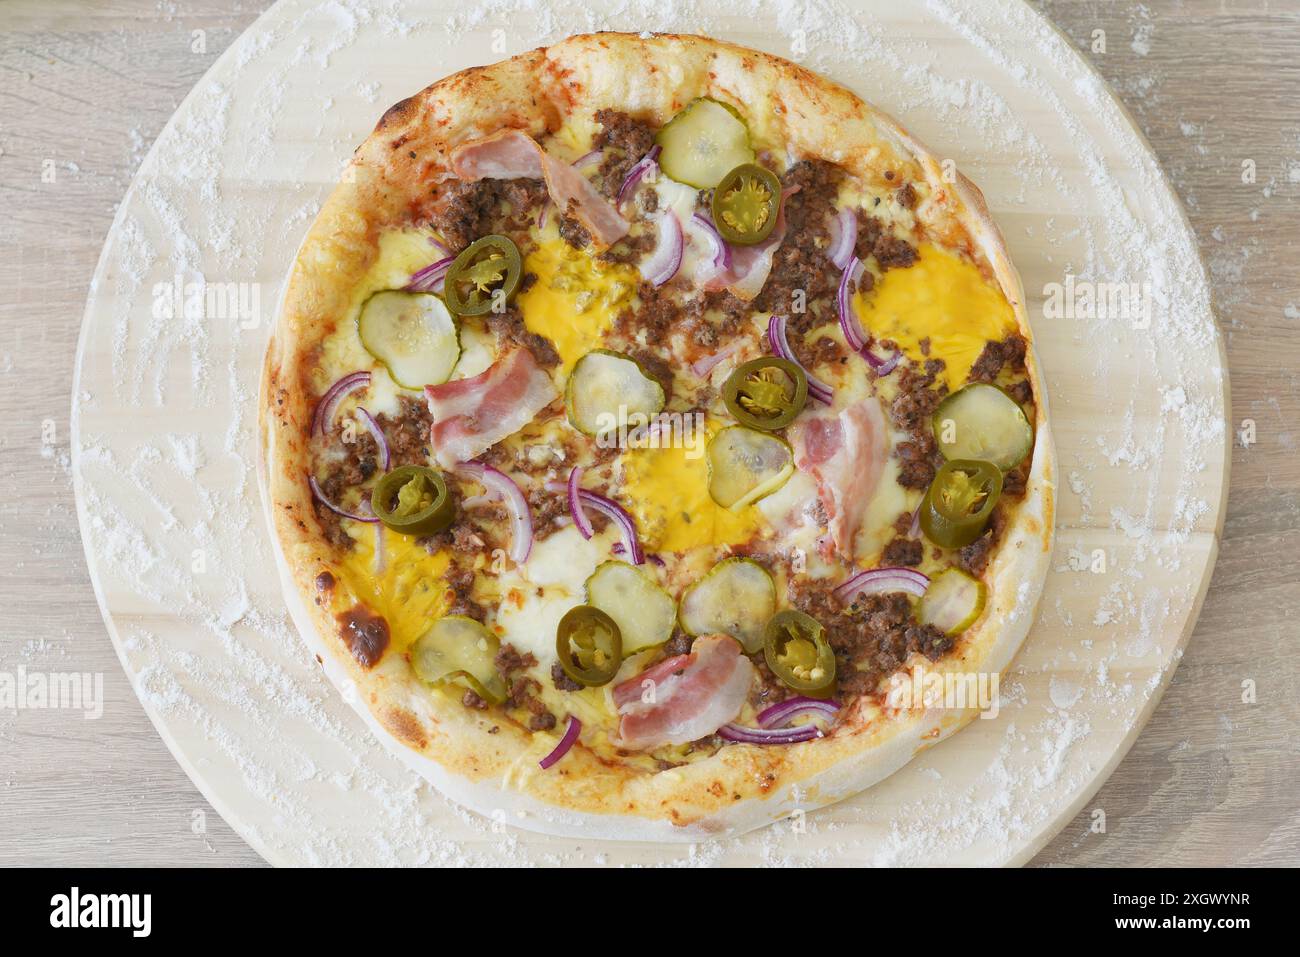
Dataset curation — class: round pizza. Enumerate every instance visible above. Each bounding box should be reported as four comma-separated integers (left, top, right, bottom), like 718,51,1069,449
260,32,1054,841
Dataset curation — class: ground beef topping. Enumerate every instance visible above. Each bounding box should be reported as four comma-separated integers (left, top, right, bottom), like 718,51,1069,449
889,358,948,490
439,563,487,623
558,205,592,249
614,280,680,341
1002,461,1030,499
629,348,675,404
312,418,380,551
661,632,694,657
592,109,657,200
873,233,919,271
486,305,561,369
376,394,433,467
528,485,570,541
881,537,924,567
597,227,655,265
958,506,1009,577
967,333,1028,383
550,662,582,693
758,159,843,326
493,643,557,730
789,585,952,698
427,177,545,252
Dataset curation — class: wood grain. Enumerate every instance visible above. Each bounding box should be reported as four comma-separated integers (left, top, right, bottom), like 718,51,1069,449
0,0,1295,866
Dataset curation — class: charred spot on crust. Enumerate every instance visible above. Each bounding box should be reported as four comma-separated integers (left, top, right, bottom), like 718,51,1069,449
377,95,418,131
337,603,390,668
384,708,427,749
315,570,336,593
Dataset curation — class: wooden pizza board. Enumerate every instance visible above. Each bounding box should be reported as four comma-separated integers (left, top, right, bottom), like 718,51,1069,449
70,0,1226,866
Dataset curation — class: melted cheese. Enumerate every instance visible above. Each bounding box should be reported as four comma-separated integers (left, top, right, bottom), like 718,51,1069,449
854,243,1016,391
338,528,452,653
620,424,763,553
516,238,637,373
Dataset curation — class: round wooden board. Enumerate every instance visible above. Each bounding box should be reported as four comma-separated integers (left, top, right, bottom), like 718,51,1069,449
71,0,1226,866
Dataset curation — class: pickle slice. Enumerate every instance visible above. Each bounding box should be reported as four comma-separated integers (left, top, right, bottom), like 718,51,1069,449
932,383,1033,472
411,616,507,704
358,290,460,389
678,557,775,654
655,98,756,190
706,426,794,510
918,568,988,636
565,349,666,440
585,561,676,654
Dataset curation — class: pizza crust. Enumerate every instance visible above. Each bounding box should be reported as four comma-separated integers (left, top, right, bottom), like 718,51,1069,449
260,32,1055,840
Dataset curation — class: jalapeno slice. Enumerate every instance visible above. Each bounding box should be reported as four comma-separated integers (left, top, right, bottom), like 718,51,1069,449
370,465,455,536
722,357,808,431
443,234,523,317
919,459,1003,550
555,604,623,687
711,163,782,245
763,609,836,697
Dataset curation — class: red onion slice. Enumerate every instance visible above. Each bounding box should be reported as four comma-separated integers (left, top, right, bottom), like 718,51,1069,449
616,145,661,207
837,255,868,353
308,474,378,524
757,696,840,729
862,342,903,376
312,371,371,438
539,715,582,769
546,480,644,564
826,207,858,270
833,566,930,604
408,256,453,294
537,196,550,230
690,341,739,379
456,462,533,566
572,149,602,170
428,235,451,257
836,256,902,375
719,722,820,745
354,407,390,471
640,210,684,287
767,314,833,405
566,466,594,539
690,211,731,269
575,490,643,564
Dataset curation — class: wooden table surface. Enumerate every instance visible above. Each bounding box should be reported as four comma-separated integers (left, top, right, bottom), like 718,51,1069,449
1,0,1295,868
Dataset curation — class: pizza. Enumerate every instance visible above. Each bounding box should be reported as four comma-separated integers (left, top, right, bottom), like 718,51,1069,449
259,32,1054,841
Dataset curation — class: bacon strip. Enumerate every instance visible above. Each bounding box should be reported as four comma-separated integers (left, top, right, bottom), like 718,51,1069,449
789,396,888,558
424,349,557,468
704,186,798,301
613,635,754,751
450,130,629,248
